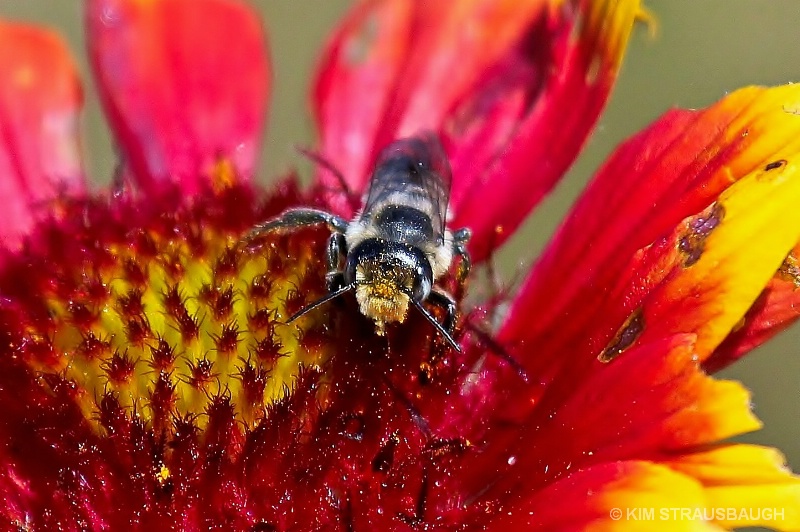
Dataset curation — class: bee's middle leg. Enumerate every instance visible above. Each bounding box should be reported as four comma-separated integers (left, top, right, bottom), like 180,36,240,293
427,289,458,335
452,228,472,283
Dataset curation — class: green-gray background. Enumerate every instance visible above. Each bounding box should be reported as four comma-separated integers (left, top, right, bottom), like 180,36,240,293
2,0,799,499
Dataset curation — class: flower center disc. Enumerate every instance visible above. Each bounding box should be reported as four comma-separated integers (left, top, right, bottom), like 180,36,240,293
2,184,331,434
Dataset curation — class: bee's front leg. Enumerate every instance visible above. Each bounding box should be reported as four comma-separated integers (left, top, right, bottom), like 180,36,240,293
326,272,346,293
245,208,349,242
326,233,348,292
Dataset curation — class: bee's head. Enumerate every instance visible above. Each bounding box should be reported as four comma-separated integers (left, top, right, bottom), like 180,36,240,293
344,239,433,331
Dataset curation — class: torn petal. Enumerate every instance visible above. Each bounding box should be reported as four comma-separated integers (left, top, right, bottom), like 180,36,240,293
86,0,270,195
0,20,84,247
706,242,800,372
558,159,800,376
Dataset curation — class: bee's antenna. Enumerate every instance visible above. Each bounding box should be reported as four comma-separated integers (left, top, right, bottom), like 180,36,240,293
409,298,462,353
464,320,529,383
295,146,360,211
287,283,355,323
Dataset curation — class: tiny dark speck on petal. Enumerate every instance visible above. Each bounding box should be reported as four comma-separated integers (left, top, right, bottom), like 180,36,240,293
765,159,787,171
340,412,365,442
372,433,400,474
599,308,644,363
424,437,469,460
249,523,278,532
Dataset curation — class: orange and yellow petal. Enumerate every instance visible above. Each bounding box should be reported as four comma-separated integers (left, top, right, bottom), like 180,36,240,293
0,20,84,247
86,0,270,195
483,445,800,530
499,84,800,384
485,462,721,531
486,453,800,531
665,444,800,529
603,157,800,363
466,141,800,527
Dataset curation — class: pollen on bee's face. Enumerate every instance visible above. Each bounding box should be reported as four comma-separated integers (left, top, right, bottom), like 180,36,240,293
371,278,400,299
354,284,410,328
354,264,414,321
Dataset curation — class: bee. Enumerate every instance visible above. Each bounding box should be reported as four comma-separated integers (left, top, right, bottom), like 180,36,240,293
245,134,471,351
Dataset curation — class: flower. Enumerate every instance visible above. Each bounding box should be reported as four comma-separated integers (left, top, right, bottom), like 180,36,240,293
1,0,800,530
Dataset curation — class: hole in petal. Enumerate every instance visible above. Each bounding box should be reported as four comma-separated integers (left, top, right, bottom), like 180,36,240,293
372,432,400,474
777,251,800,287
598,307,644,363
678,203,726,267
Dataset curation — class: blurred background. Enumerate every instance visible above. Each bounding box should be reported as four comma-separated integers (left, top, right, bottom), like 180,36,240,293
1,0,799,484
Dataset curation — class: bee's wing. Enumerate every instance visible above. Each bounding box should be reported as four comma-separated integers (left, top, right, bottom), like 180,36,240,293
361,134,452,244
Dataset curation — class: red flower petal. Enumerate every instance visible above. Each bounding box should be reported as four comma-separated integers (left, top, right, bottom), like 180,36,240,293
486,461,710,531
488,451,800,530
448,0,642,260
313,0,546,204
312,0,414,210
0,20,84,247
312,0,641,259
499,85,800,378
460,335,761,509
86,0,270,195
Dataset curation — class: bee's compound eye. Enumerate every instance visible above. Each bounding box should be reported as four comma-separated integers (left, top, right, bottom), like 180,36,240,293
411,271,432,301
